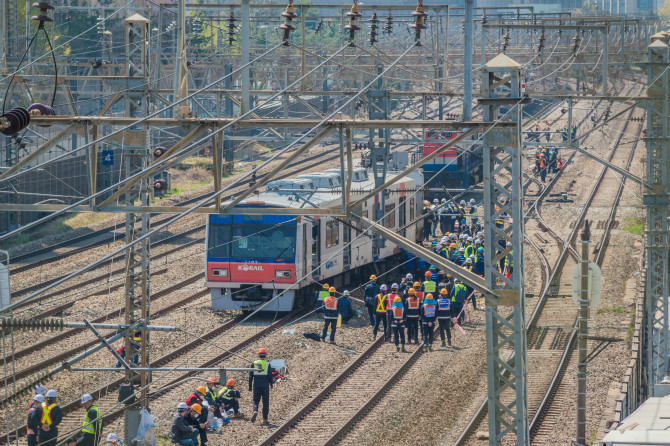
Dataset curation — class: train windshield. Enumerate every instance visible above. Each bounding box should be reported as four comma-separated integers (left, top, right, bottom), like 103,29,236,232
208,222,297,261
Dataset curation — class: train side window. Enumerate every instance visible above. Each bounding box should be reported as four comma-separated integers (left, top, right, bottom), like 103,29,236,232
384,204,395,229
326,221,339,248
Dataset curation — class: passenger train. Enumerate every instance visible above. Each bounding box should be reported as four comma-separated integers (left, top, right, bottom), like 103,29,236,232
205,157,424,312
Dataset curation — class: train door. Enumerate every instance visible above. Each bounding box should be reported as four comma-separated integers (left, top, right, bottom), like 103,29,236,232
302,223,308,279
398,197,406,237
312,220,321,277
343,223,351,267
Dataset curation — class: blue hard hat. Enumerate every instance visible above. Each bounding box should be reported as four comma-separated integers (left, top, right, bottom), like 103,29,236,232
477,247,484,253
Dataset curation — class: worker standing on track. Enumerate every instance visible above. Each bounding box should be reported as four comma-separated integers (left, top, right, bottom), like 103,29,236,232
436,289,452,347
556,156,564,171
313,283,330,313
386,284,400,343
421,271,436,295
391,296,407,352
26,394,44,446
249,348,275,424
30,389,62,446
405,288,421,344
451,279,468,325
373,284,388,340
364,275,380,327
66,394,102,446
539,154,547,183
170,402,198,446
421,293,437,351
505,242,514,278
217,379,243,418
321,287,339,344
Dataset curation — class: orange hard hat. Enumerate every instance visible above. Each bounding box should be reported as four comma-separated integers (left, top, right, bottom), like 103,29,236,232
196,386,207,394
426,293,433,299
190,403,202,414
424,271,431,278
440,288,448,295
408,288,416,295
207,377,218,384
258,348,267,355
413,282,421,288
329,287,336,293
226,379,236,387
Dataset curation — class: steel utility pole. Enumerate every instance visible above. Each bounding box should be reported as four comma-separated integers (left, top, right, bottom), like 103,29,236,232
463,0,473,120
576,220,591,446
241,0,251,113
644,38,670,397
174,0,189,117
480,53,529,445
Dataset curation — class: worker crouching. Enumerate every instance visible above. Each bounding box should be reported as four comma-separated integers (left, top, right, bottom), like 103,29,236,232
217,379,243,418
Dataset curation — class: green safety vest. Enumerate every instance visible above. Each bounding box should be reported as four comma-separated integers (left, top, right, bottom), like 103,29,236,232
217,386,233,400
318,290,329,301
82,405,102,435
423,280,436,292
206,389,217,402
254,359,269,375
505,250,513,268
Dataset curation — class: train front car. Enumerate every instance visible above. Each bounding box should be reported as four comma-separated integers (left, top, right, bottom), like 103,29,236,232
206,212,299,312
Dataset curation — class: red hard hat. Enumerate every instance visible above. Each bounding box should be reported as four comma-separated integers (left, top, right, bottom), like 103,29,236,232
424,271,431,278
226,379,236,387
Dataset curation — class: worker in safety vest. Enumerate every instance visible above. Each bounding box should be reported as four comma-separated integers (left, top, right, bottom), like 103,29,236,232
186,386,210,445
203,377,225,420
249,348,275,424
556,156,564,171
405,288,421,344
539,155,547,183
29,389,62,446
391,296,407,352
437,288,452,347
373,284,389,340
412,282,424,303
217,379,243,418
66,394,102,446
313,283,330,313
385,284,400,343
321,287,339,344
421,271,436,294
421,293,437,351
26,394,44,446
505,242,514,278
451,279,468,325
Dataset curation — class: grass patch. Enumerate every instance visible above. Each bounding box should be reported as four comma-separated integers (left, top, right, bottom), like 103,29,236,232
597,306,624,315
621,217,644,236
156,434,171,446
626,325,634,342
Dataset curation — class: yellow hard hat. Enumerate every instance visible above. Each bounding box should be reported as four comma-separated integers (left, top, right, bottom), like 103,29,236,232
329,287,336,293
440,288,448,295
413,282,421,288
394,295,402,302
426,293,433,299
370,274,377,280
408,288,416,295
322,283,329,289
196,386,207,394
190,403,202,414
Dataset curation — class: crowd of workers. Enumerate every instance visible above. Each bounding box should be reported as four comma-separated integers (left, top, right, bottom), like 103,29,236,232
170,347,276,446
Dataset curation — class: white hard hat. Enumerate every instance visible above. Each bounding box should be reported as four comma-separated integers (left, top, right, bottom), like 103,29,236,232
46,389,57,398
469,254,475,259
406,273,413,280
475,239,481,244
380,284,388,291
469,199,475,204
34,385,46,395
507,242,512,247
441,198,447,203
467,237,473,242
460,200,466,205
178,402,188,410
107,433,119,442
433,199,439,203
81,394,93,404
33,395,45,403
342,290,350,296
477,232,483,237
391,283,399,289
465,258,473,263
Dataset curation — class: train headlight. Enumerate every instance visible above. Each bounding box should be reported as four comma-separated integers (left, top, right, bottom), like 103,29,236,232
275,270,291,278
212,268,228,277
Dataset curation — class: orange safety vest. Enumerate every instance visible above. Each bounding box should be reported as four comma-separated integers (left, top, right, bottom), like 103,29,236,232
414,291,424,303
376,294,386,313
557,159,564,169
27,406,36,435
406,296,420,310
324,297,338,310
386,293,398,309
392,306,404,319
41,402,56,425
540,158,546,168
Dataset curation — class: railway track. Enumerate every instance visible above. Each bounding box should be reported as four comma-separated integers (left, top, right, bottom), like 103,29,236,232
454,100,643,445
1,310,303,444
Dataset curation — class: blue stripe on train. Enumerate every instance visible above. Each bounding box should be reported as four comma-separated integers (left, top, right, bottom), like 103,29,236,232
207,257,295,264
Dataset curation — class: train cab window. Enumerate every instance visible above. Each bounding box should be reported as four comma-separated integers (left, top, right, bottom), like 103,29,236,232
329,179,333,186
326,220,339,248
384,204,396,229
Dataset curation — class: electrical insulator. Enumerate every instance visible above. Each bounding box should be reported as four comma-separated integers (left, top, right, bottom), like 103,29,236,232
384,12,393,34
280,0,298,44
410,0,428,45
32,1,55,26
1,317,65,331
315,19,323,34
502,30,510,53
481,12,487,25
345,0,362,43
369,12,379,44
572,32,580,54
227,12,237,44
538,30,545,52
153,146,167,158
27,103,55,127
0,107,30,136
153,179,168,191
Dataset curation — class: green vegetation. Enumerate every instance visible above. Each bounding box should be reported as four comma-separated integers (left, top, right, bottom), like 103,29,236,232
621,217,644,236
597,307,624,315
3,212,114,249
